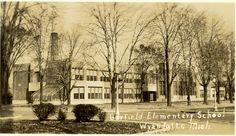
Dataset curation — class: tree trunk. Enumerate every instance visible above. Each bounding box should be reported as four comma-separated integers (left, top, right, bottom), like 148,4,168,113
140,73,145,102
203,85,208,105
167,82,171,106
165,46,171,106
156,68,159,100
1,75,7,105
66,61,73,105
67,86,71,105
187,74,191,106
121,82,124,103
163,63,167,99
63,87,66,104
111,77,116,109
67,63,72,105
187,89,191,106
2,69,10,105
4,76,9,104
140,80,143,102
187,70,192,106
0,77,1,110
59,87,66,104
0,40,2,110
228,83,233,104
216,81,220,104
39,72,43,104
224,85,228,100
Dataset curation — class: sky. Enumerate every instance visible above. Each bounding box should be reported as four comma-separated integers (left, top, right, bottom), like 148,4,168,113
57,2,235,64
55,2,235,33
17,2,235,64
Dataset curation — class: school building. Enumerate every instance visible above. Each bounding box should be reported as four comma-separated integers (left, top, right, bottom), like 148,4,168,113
11,32,226,105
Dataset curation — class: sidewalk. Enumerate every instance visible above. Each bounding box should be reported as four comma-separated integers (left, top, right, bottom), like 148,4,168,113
101,100,235,113
0,100,234,120
0,100,234,134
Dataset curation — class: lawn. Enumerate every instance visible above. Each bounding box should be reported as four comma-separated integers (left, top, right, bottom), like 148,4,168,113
0,120,148,134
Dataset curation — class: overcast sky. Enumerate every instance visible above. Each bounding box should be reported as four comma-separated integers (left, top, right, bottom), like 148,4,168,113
55,2,235,33
18,2,235,64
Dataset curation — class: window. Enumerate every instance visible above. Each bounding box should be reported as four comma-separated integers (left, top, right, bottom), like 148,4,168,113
190,83,196,96
88,87,102,99
190,89,196,96
125,78,132,83
134,74,141,83
178,81,187,95
74,93,79,99
135,88,141,99
100,71,110,82
129,88,134,99
100,77,110,82
220,90,225,98
119,93,122,99
123,88,134,99
159,81,165,95
87,70,97,81
200,94,210,98
87,76,97,81
173,81,177,95
30,71,40,82
125,73,133,83
134,79,141,83
148,75,156,84
73,87,85,99
75,75,83,80
200,94,204,98
72,68,84,80
159,63,165,77
104,88,110,99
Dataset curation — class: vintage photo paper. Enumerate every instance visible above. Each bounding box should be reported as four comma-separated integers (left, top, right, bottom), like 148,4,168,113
0,0,235,135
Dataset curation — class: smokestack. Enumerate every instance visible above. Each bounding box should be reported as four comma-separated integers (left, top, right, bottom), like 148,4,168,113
51,32,58,60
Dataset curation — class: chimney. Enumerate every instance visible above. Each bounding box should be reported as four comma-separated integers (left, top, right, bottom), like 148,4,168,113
51,32,58,60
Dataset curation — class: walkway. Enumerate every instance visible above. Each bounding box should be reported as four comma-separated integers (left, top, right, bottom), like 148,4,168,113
0,101,234,134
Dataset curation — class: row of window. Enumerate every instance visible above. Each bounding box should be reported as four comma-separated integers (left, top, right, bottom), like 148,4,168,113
72,68,161,84
159,81,197,96
200,89,225,98
74,93,84,99
72,69,144,83
73,87,141,100
73,74,142,83
74,93,141,99
73,87,85,99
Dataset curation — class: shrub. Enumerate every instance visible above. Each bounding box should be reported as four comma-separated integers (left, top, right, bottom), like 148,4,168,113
97,109,107,122
32,103,55,121
72,104,100,122
57,108,67,121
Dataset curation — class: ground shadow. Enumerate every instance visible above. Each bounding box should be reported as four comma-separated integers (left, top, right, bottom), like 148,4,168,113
0,105,14,133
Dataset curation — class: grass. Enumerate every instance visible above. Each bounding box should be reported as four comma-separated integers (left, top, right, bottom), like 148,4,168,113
0,120,148,134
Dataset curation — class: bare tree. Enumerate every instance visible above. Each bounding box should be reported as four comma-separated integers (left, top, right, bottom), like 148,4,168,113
178,9,196,105
55,30,86,105
86,3,153,109
149,4,190,106
1,2,36,105
192,13,222,105
223,32,235,103
211,36,228,104
134,44,163,102
27,4,57,104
